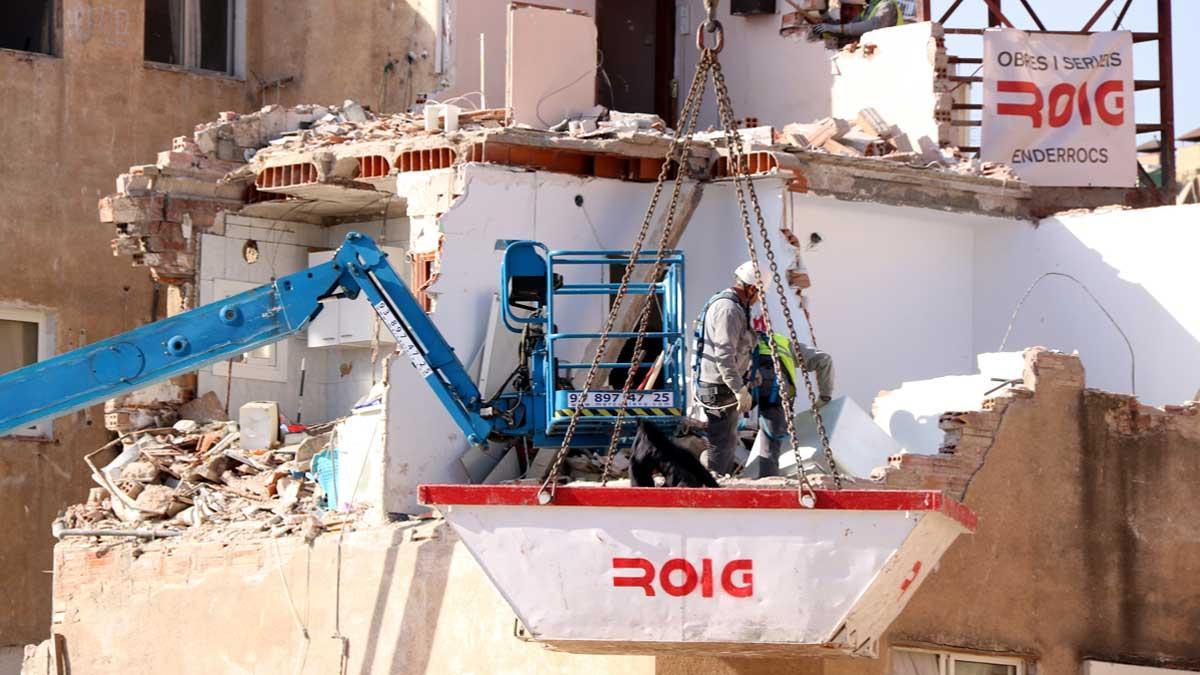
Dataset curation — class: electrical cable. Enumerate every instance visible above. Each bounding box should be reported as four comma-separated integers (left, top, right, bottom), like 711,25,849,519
998,271,1136,394
535,50,608,127
426,92,484,110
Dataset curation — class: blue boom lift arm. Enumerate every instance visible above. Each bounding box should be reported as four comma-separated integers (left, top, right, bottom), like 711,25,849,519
0,232,494,443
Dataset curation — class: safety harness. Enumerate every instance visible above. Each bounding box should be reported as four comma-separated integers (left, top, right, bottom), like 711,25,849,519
690,289,747,387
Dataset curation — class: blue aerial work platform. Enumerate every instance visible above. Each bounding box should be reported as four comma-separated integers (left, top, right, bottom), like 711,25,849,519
0,233,687,452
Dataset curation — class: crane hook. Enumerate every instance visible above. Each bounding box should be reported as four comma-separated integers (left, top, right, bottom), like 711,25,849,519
697,0,724,53
703,0,719,32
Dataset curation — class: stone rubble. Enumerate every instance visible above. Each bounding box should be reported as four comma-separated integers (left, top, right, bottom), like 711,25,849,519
764,108,1021,181
56,403,343,542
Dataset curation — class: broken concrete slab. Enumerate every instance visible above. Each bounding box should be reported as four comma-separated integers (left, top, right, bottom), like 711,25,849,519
745,396,901,479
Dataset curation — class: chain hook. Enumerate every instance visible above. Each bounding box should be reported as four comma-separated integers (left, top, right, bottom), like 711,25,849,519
695,21,724,54
703,0,719,30
799,480,818,509
697,0,724,53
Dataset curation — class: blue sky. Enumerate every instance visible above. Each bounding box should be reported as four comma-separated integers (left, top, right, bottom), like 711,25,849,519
931,0,1198,145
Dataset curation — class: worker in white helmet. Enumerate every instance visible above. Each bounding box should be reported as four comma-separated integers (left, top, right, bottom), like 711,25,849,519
690,261,762,475
808,0,904,47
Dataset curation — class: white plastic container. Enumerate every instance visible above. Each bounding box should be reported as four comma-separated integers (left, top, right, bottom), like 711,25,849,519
239,401,280,450
423,104,461,132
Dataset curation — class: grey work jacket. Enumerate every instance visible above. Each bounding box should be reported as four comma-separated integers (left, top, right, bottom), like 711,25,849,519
697,292,755,392
839,0,900,37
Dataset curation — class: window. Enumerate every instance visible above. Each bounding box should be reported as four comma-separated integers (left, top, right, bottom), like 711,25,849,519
1084,662,1200,675
1,1,56,55
0,307,54,438
144,0,238,75
411,251,438,312
893,648,1025,675
210,280,289,382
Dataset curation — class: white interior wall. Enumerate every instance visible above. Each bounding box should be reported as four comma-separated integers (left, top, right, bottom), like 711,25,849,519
674,1,832,129
678,180,990,410
373,164,1200,514
321,219,412,416
506,5,598,128
198,216,411,426
198,218,328,423
830,21,945,153
973,204,1200,406
379,168,999,512
382,164,680,513
439,0,594,111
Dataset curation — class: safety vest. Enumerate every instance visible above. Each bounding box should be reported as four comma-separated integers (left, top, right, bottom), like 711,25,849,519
754,332,798,404
757,333,797,387
866,0,905,25
690,290,749,384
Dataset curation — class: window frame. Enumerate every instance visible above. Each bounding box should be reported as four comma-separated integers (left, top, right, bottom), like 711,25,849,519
893,646,1027,675
411,250,438,312
0,306,55,439
143,0,244,78
0,0,60,57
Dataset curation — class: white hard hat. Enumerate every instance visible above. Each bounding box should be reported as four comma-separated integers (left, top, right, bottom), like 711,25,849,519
734,261,757,287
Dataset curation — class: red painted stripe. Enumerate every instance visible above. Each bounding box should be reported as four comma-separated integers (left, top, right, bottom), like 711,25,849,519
417,485,977,531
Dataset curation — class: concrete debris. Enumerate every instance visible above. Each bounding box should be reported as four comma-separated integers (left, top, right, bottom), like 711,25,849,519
778,109,1022,180
55,411,341,541
177,391,229,423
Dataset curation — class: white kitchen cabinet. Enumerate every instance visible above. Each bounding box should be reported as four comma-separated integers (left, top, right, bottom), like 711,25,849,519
307,247,408,348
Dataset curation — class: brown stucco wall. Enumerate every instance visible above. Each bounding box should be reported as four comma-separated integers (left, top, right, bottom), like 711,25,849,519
245,0,441,113
0,0,443,646
656,350,1200,675
0,0,246,644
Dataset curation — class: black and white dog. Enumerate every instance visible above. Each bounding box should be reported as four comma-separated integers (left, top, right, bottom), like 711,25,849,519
630,421,719,488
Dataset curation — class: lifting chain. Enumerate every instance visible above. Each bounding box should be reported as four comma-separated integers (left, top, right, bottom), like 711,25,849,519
538,10,843,505
709,56,843,494
597,52,715,486
537,50,715,504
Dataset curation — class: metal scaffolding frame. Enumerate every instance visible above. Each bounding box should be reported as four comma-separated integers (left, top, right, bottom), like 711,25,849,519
916,0,1176,203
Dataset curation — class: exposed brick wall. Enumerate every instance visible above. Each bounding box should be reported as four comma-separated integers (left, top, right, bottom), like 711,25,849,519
99,151,246,297
872,348,1086,499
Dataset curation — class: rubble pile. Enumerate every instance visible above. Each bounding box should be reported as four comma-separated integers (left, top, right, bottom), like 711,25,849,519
763,107,1019,181
190,100,510,167
202,99,1014,187
57,402,337,541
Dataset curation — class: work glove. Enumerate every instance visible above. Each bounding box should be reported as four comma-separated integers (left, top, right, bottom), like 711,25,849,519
808,23,835,41
815,395,832,409
735,386,754,413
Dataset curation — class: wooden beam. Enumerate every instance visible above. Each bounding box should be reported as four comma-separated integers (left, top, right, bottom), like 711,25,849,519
1111,0,1134,29
1082,0,1117,32
982,0,1014,28
938,0,965,25
1157,0,1176,201
1016,0,1047,31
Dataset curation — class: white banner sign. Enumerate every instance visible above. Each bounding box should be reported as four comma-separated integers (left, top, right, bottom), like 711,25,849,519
982,29,1135,187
